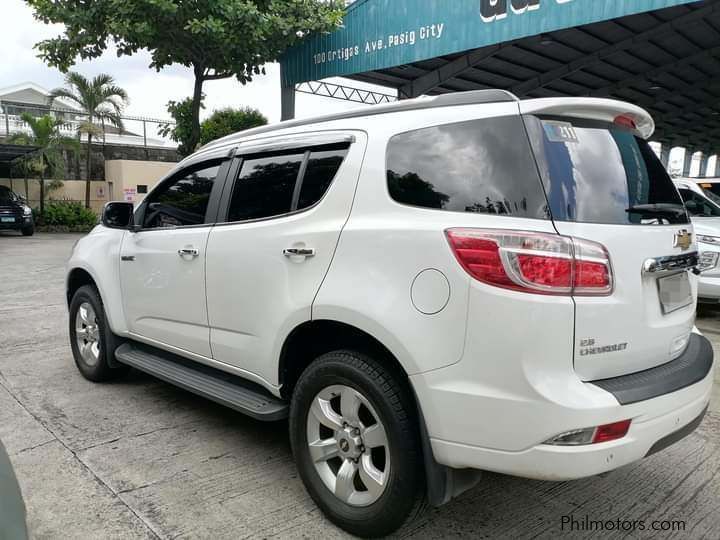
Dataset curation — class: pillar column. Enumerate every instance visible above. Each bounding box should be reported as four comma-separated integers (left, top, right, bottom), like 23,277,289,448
682,149,694,177
698,153,710,178
281,84,296,121
659,143,671,169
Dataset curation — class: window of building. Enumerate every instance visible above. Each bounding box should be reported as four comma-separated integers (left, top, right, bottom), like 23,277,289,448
137,184,148,194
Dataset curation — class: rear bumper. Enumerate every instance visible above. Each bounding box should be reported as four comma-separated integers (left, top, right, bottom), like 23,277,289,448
429,388,710,481
412,333,714,481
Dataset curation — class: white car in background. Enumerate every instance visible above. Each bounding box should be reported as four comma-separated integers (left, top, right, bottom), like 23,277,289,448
674,178,720,302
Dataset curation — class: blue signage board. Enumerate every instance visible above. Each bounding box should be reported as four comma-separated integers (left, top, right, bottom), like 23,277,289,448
281,0,698,86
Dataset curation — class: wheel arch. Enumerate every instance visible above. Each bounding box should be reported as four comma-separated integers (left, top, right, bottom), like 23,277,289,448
279,318,480,507
278,319,408,401
66,267,97,307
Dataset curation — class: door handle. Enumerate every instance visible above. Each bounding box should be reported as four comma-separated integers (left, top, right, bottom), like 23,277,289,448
283,247,315,258
178,247,200,258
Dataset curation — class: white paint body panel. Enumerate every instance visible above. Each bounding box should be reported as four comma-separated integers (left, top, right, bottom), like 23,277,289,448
205,132,367,384
67,94,714,482
119,227,213,357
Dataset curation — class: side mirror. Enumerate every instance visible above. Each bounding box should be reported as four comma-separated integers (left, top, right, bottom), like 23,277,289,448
102,202,135,229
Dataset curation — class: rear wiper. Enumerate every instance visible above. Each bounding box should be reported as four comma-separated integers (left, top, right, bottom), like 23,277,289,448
625,203,687,217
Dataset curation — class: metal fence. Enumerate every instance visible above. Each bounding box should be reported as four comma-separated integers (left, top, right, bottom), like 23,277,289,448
0,104,177,150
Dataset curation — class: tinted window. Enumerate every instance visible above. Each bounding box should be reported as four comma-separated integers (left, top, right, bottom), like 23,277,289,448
143,163,219,228
386,117,549,219
678,188,720,217
227,153,304,222
0,186,17,203
526,117,689,225
297,148,347,210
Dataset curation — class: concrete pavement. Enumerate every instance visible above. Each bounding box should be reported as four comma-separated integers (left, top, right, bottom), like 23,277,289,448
1,232,719,539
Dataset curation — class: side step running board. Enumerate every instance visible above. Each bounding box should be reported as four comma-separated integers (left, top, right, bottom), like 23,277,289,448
114,342,288,421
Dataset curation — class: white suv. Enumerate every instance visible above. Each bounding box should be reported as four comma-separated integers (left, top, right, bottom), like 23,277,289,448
66,91,714,537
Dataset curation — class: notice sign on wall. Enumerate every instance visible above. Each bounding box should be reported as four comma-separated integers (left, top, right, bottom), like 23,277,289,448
123,188,136,202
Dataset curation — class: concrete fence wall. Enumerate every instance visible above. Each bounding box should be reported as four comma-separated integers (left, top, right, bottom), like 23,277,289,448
1,158,176,214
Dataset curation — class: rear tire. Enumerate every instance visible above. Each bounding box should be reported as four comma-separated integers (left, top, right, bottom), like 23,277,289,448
20,225,34,236
289,350,425,537
69,285,129,382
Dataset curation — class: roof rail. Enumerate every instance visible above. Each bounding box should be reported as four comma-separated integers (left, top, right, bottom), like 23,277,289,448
201,89,519,151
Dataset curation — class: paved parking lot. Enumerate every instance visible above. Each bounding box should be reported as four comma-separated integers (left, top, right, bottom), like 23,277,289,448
1,232,720,539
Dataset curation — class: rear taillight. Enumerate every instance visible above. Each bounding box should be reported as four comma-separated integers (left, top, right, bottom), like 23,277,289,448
446,228,612,296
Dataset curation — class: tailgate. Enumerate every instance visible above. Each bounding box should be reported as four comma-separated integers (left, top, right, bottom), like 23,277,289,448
522,106,697,380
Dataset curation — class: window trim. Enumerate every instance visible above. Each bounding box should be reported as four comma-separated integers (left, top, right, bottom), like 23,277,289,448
215,142,350,227
132,158,231,232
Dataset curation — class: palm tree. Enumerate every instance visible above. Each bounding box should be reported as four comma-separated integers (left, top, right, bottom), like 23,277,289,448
49,73,128,208
8,113,78,215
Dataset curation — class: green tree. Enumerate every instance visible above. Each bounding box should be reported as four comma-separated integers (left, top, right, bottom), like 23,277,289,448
200,107,268,146
48,72,128,208
8,113,79,215
158,97,204,157
28,0,345,155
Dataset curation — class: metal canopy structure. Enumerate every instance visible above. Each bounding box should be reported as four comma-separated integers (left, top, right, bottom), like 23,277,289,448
281,0,720,162
0,143,39,177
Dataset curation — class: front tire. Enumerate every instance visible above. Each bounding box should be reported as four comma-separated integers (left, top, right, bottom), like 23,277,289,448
20,225,34,236
69,285,128,382
289,350,425,537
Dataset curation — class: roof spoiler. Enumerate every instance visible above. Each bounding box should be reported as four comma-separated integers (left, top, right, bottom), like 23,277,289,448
518,98,655,139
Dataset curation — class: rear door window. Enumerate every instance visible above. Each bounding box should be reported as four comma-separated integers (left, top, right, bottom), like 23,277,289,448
524,117,689,225
227,153,304,222
386,117,550,219
297,147,348,210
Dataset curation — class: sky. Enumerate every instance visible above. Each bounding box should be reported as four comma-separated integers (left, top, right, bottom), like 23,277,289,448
1,0,384,124
2,0,716,176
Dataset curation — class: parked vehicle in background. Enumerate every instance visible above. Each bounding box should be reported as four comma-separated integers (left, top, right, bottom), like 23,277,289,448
66,91,714,537
674,178,720,302
0,439,28,540
0,186,34,236
694,177,720,200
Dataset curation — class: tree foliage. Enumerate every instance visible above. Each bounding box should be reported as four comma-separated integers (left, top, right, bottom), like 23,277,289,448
8,113,79,214
158,97,204,157
48,72,129,208
28,0,345,152
200,107,268,146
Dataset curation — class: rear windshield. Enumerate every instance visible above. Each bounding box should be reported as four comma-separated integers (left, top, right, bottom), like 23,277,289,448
524,116,689,225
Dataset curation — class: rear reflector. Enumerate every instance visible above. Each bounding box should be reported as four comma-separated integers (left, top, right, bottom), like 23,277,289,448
446,228,613,296
592,419,632,444
543,419,632,446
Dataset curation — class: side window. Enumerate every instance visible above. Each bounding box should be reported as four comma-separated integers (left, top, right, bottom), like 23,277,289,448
143,163,220,229
227,153,304,222
297,147,348,210
386,117,549,219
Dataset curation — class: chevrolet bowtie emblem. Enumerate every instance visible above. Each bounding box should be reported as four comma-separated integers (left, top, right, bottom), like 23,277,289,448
674,229,692,251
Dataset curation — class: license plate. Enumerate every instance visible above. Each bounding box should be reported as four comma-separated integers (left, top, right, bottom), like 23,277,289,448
657,272,692,314
0,217,15,223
